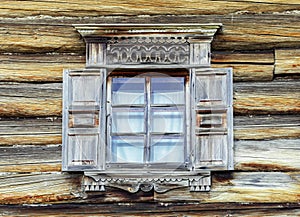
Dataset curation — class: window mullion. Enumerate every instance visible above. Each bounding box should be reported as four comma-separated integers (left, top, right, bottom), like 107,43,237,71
145,76,151,164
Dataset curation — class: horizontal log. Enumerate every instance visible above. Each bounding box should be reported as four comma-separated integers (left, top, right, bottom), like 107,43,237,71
0,54,85,82
1,80,299,117
0,83,62,117
234,81,300,115
0,118,62,145
0,0,299,18
234,115,300,140
1,115,299,146
212,51,274,64
275,49,300,75
0,172,299,204
0,53,275,82
235,139,300,171
0,138,299,172
0,203,299,216
212,64,274,81
0,173,81,204
154,172,300,203
0,14,299,53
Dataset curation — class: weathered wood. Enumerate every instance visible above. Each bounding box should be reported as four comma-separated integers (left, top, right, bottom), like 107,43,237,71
212,64,274,81
0,118,61,145
235,139,300,171
1,80,299,117
0,173,81,204
0,146,61,172
0,83,62,117
212,51,274,64
234,115,300,140
0,1,299,17
0,54,85,82
0,172,299,204
1,115,299,146
0,203,299,216
0,23,84,53
0,14,299,53
154,172,300,203
0,54,276,82
275,49,300,75
0,139,299,172
234,81,300,115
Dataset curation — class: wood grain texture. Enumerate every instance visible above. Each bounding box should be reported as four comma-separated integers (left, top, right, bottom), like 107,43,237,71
0,173,81,204
234,81,300,115
212,64,274,81
212,51,274,64
0,83,62,117
0,54,85,82
275,49,300,75
234,115,300,140
0,203,299,216
1,115,298,146
0,14,299,53
0,172,299,204
0,139,299,172
0,118,61,145
1,80,299,117
154,172,300,203
234,139,300,171
0,0,299,18
0,53,276,82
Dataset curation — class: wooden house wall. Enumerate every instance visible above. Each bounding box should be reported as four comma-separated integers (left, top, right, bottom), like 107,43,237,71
0,0,299,215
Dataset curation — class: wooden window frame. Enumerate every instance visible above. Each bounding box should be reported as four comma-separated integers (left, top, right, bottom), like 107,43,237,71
62,24,233,192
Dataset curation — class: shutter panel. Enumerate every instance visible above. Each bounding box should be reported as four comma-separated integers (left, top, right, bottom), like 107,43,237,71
62,69,104,171
193,68,233,170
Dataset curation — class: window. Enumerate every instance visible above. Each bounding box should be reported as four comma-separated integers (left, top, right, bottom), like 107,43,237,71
62,24,233,192
107,73,187,166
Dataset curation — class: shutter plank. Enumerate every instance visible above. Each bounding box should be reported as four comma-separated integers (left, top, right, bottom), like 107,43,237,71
193,68,233,170
62,69,104,171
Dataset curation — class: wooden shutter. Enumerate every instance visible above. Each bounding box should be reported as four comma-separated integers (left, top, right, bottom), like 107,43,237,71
62,69,105,171
192,68,233,170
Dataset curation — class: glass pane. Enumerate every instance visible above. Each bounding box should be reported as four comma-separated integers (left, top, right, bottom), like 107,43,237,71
151,77,185,105
68,134,98,166
111,136,144,163
151,109,184,133
112,109,145,134
112,77,145,105
150,137,184,163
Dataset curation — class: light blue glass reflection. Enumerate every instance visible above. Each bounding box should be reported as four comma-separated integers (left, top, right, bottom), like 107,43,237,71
112,111,145,134
111,137,144,163
150,137,184,163
151,77,184,105
112,78,145,105
151,110,184,133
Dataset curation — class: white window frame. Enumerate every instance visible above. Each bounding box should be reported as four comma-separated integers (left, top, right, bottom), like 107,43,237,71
62,24,233,192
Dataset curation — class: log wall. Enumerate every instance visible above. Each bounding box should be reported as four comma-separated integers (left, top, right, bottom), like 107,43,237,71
0,0,299,215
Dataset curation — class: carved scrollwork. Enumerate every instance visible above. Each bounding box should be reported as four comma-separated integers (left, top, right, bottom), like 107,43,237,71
106,37,189,64
83,173,211,193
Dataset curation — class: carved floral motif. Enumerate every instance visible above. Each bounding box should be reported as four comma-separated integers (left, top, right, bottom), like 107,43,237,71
106,37,189,64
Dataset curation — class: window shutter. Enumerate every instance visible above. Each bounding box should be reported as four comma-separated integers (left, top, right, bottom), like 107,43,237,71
62,69,104,171
192,68,233,170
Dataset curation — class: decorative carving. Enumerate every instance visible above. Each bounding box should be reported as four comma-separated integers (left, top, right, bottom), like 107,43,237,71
106,37,189,64
83,173,211,193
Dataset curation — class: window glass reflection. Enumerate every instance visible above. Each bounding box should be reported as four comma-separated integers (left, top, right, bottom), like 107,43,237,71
151,77,185,105
150,137,184,163
111,136,144,163
112,78,145,105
